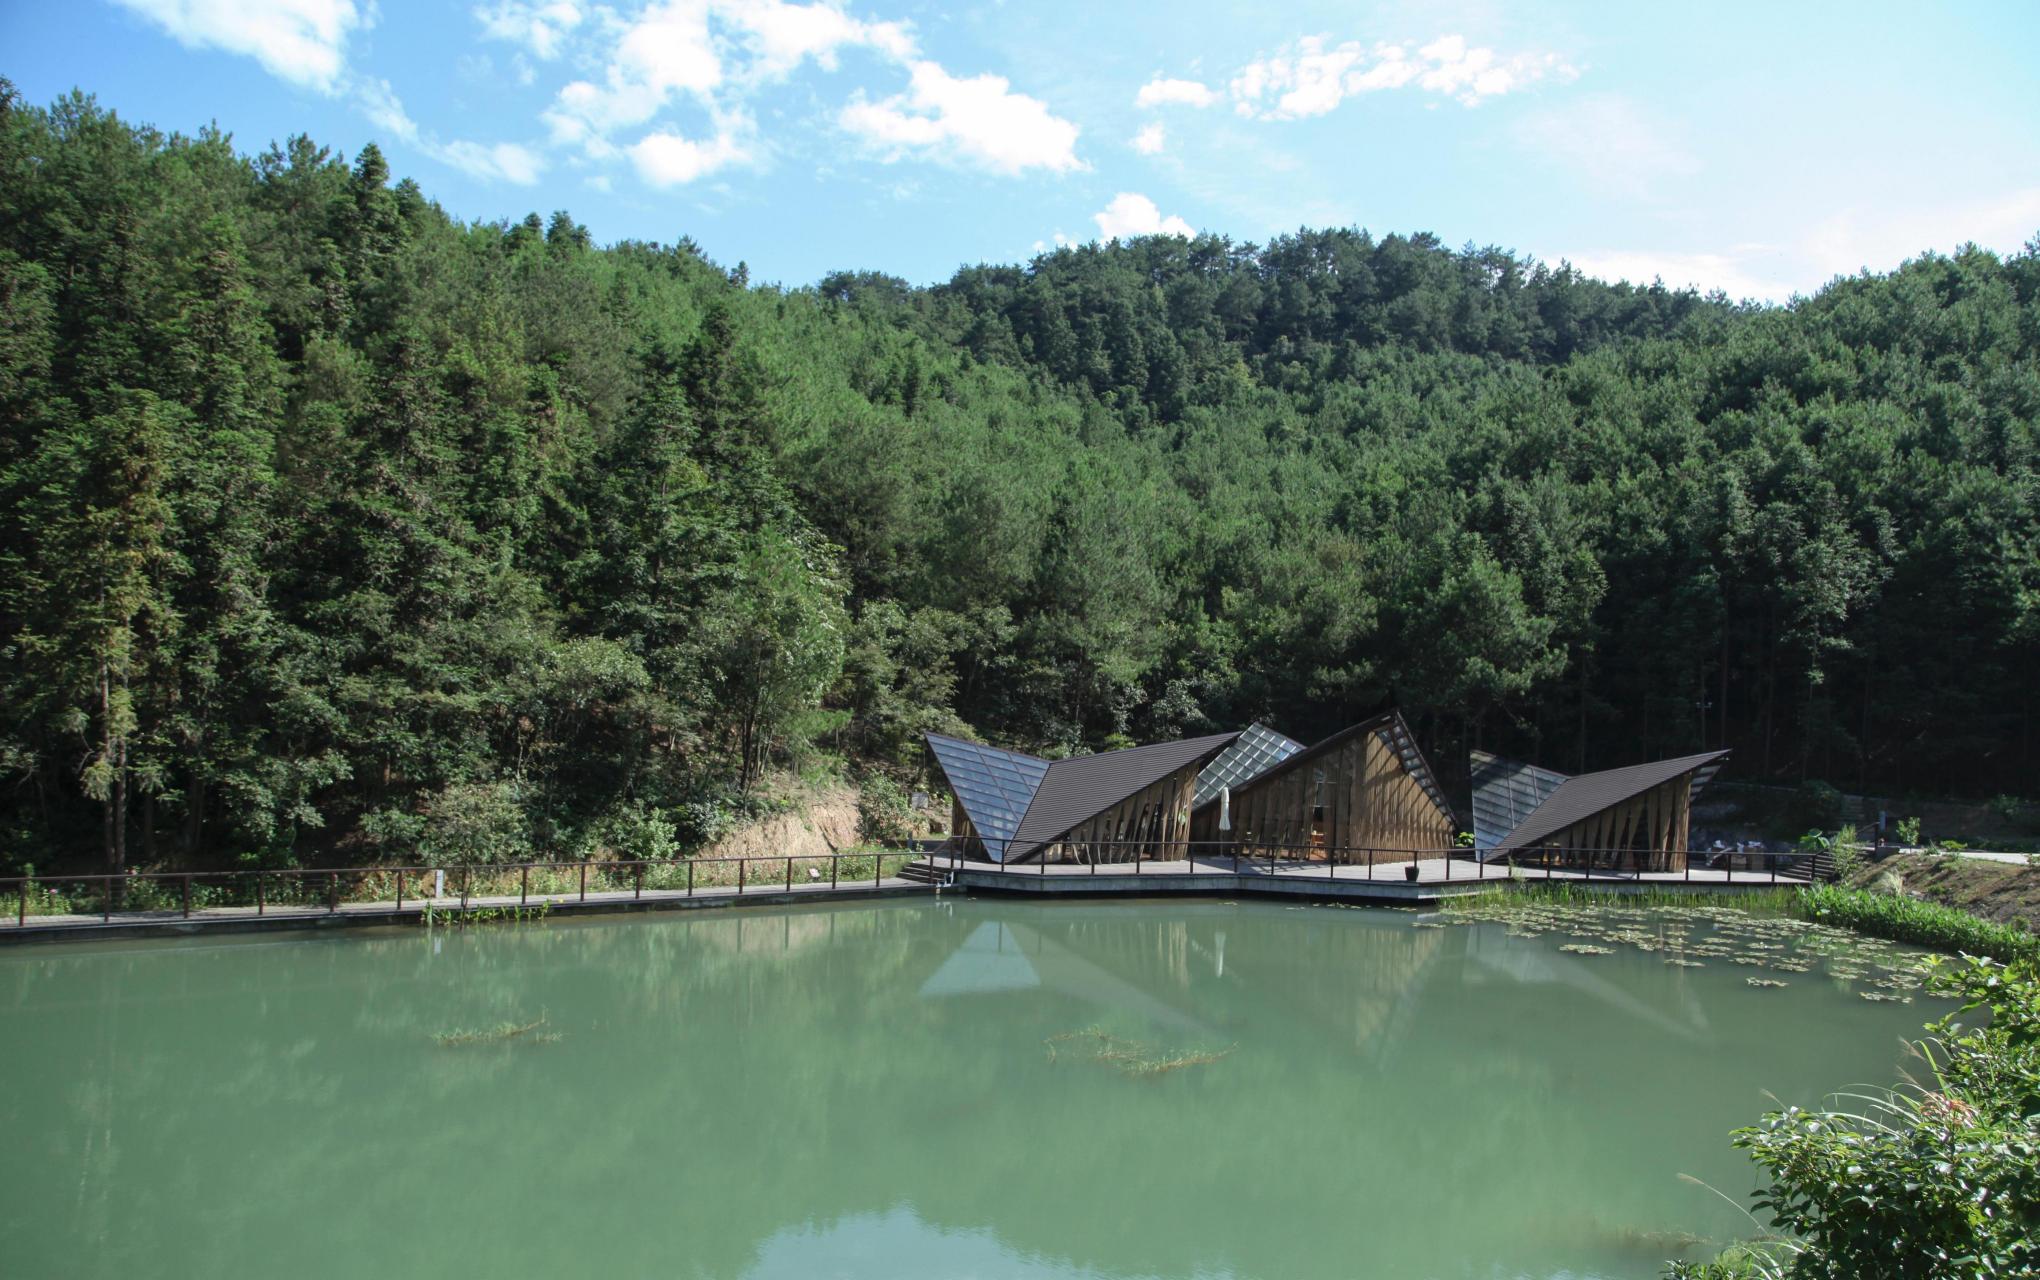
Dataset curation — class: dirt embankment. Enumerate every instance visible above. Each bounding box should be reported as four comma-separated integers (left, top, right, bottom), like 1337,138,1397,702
698,787,863,862
1844,851,2040,934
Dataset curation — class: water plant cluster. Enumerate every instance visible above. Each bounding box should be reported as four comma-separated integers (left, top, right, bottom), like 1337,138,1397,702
1437,897,1939,999
1044,1026,1235,1079
431,1015,560,1049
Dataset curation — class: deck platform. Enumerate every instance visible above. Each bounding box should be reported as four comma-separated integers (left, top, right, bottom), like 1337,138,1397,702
919,853,1810,904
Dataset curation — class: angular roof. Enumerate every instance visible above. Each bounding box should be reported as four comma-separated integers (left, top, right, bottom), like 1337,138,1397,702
1193,723,1305,808
1470,751,1568,853
925,734,1050,858
1489,750,1730,857
927,730,1239,863
1190,710,1457,828
1006,732,1240,860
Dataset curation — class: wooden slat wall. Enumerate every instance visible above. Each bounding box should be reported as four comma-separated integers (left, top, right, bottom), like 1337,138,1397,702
1044,761,1204,863
1221,730,1454,865
1544,775,1694,872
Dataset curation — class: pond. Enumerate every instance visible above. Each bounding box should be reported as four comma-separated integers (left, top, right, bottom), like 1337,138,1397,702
0,896,1941,1279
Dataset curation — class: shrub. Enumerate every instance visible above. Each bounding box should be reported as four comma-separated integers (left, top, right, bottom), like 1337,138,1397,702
1788,780,1845,833
417,781,534,866
1896,815,1923,847
856,773,914,847
600,802,679,862
1677,957,2040,1279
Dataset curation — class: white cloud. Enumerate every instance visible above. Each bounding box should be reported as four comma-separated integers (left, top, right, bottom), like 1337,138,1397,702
356,79,544,184
1229,33,1576,119
546,1,722,143
1560,186,2040,301
720,0,914,77
1512,94,1698,199
1093,192,1193,240
1802,187,2040,282
475,1,583,60
440,139,547,184
630,127,749,184
842,60,1084,175
545,0,915,167
1135,77,1217,109
111,0,366,92
1560,248,1796,303
1132,122,1166,155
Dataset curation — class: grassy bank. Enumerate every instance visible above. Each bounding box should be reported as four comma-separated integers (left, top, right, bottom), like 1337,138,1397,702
1447,879,2038,963
1790,883,2038,963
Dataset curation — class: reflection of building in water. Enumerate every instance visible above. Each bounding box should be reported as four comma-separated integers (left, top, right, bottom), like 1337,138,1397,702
1459,925,1710,1041
919,916,1215,1037
916,906,1463,1057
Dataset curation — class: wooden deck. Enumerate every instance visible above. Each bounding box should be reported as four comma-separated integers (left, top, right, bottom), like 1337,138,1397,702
918,852,1811,904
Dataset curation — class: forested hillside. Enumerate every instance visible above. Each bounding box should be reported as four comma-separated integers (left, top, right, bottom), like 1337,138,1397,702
4,85,2038,874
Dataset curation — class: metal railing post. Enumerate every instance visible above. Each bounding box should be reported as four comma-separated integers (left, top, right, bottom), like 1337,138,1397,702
874,852,882,888
396,868,405,911
636,862,645,899
520,865,529,906
461,867,470,911
786,857,793,892
581,861,588,902
738,858,746,895
16,881,24,927
329,872,339,913
182,874,192,919
256,872,265,916
830,854,837,891
689,860,696,897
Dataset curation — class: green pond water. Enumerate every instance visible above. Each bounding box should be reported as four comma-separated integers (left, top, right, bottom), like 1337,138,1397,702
1,897,1941,1279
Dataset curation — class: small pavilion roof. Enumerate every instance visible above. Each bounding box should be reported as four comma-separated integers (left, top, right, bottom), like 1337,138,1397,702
1006,732,1240,861
1489,750,1730,856
927,730,1239,863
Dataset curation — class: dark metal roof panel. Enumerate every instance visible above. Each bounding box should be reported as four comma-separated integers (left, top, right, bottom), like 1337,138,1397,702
1470,751,1569,853
1006,731,1241,860
1491,749,1732,855
924,733,1050,861
1193,723,1305,807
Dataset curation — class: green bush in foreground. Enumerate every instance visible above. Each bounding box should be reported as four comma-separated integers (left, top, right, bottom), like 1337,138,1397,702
1791,885,2039,964
1670,956,2040,1279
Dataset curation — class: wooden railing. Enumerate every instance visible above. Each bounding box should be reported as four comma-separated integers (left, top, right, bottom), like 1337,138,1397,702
1,851,926,930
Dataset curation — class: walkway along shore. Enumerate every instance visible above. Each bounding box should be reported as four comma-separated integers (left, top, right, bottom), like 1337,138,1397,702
2,846,1812,945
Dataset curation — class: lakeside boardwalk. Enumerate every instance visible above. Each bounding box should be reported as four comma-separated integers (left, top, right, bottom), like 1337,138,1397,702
1,875,930,944
922,851,1811,904
3,850,1812,944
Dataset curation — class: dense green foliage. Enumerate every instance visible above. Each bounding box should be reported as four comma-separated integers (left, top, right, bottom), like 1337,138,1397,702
1794,885,2040,964
4,84,2039,872
1672,956,2040,1278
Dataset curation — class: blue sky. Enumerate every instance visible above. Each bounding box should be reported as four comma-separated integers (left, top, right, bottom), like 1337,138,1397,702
6,0,2038,297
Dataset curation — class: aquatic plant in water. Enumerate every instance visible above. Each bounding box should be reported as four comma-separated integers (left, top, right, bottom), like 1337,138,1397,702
1045,1027,1234,1078
432,1015,561,1047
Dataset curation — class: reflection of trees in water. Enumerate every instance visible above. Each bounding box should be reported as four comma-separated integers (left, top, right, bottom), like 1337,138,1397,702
0,902,1920,1280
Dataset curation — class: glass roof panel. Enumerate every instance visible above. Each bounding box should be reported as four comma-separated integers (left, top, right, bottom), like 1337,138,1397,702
1193,724,1306,807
